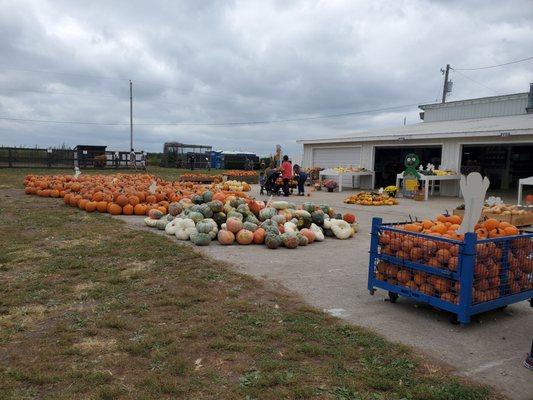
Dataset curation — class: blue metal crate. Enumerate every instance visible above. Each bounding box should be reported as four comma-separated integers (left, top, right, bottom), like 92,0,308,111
367,217,533,326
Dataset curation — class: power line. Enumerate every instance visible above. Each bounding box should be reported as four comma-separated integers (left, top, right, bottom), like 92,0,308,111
0,87,120,98
0,101,428,127
450,69,499,94
0,66,129,81
453,56,533,71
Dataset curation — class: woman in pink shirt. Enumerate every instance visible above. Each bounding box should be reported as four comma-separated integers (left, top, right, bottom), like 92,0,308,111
281,155,292,196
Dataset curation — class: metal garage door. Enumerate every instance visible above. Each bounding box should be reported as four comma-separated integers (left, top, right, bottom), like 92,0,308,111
312,147,362,188
312,147,361,168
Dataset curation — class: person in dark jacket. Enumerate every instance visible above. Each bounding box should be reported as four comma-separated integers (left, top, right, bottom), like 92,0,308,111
293,164,308,196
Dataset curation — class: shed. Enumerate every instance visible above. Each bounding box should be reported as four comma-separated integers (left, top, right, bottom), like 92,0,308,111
298,85,533,194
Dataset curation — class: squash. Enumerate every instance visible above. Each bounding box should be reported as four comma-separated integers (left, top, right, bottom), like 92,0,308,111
208,200,224,213
297,233,309,246
310,223,325,242
243,221,258,232
282,233,299,249
236,229,254,245
299,228,316,243
259,207,277,221
187,211,204,223
191,194,203,204
343,213,356,224
271,214,286,225
149,209,164,220
302,202,316,214
227,210,244,221
212,212,227,227
144,217,158,227
272,201,289,210
168,202,183,216
108,203,122,215
283,221,297,234
190,232,211,246
203,190,213,203
152,218,166,230
174,218,196,240
218,229,235,245
253,228,266,244
265,233,282,249
165,219,179,235
311,210,325,226
226,218,244,234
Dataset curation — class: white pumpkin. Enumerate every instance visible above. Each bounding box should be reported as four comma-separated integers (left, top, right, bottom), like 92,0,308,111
310,223,325,242
330,220,352,240
144,217,158,227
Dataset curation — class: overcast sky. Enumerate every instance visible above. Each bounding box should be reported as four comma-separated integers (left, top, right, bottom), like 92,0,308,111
0,0,532,158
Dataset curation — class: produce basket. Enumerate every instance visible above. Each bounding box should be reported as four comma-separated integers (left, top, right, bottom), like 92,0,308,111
367,217,533,326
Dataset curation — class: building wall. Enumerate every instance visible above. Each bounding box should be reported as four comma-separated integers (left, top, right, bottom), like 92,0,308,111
423,94,528,122
302,134,533,195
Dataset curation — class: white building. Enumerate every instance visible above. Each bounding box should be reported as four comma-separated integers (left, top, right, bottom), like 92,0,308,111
298,84,533,195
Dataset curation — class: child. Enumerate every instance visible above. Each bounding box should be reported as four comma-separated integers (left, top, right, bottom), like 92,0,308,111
293,164,308,196
281,155,292,197
259,170,266,195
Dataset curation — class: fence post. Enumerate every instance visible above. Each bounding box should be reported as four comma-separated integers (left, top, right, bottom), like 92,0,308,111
368,217,382,294
8,148,12,167
458,232,476,325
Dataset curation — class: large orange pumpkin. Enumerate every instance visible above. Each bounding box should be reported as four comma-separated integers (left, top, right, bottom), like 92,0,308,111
97,201,108,213
122,204,134,215
108,203,122,215
116,195,129,207
133,204,147,215
85,201,97,212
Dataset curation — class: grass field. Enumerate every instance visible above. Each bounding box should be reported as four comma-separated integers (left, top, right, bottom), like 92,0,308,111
0,168,499,399
0,166,224,189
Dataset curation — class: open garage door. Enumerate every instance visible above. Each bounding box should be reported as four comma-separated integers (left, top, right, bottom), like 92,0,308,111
374,146,442,188
312,147,361,168
312,147,362,188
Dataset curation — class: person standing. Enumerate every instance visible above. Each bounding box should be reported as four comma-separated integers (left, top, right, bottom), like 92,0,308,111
293,164,307,196
130,149,137,170
281,155,292,197
190,154,196,170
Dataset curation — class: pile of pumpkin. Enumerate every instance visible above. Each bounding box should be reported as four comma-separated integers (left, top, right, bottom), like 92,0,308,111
23,173,250,216
344,192,398,206
144,196,358,249
376,213,532,304
213,180,252,192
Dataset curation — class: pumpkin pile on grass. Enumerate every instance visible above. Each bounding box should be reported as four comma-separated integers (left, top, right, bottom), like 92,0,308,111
23,173,250,216
144,198,359,249
376,213,531,305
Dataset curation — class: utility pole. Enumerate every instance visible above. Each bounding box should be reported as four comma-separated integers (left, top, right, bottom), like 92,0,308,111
441,64,450,103
129,80,133,151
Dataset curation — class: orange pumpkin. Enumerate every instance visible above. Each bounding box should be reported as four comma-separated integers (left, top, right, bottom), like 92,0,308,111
122,204,134,215
97,201,108,213
108,203,122,215
85,201,97,212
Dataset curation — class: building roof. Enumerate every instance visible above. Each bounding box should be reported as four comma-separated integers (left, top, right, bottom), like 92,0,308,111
418,92,528,110
297,113,533,144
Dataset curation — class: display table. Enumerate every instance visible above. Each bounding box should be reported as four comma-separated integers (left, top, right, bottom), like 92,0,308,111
396,172,461,201
517,176,533,206
319,169,375,192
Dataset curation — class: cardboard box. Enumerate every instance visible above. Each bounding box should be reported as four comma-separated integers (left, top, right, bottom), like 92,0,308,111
453,208,533,227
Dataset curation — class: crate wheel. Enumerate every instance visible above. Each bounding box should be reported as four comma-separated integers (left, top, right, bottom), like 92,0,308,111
450,315,459,325
529,298,533,308
370,289,375,295
388,292,398,303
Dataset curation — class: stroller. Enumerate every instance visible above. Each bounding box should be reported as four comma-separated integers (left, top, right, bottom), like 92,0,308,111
264,170,282,196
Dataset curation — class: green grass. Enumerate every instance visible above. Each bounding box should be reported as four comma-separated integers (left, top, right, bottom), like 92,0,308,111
0,186,500,399
0,166,225,189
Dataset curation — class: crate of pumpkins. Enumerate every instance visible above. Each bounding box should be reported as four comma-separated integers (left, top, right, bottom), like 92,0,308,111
368,214,533,325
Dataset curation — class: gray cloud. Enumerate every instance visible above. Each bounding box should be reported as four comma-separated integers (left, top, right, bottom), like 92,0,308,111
0,0,532,159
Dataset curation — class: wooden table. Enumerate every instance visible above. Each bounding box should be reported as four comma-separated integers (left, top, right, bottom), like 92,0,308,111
396,172,461,201
319,169,375,192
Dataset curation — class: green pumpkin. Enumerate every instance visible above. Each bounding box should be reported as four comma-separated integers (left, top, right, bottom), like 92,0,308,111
230,198,244,208
227,211,243,221
212,212,226,227
197,220,214,234
319,205,331,215
199,204,213,218
271,215,286,225
265,233,282,249
190,232,211,246
156,219,168,230
332,213,342,220
237,204,250,215
245,214,260,225
243,221,258,232
311,210,325,226
203,191,213,203
302,202,316,214
208,200,224,213
259,207,277,221
192,195,204,205
324,228,335,237
188,211,204,223
297,233,309,246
